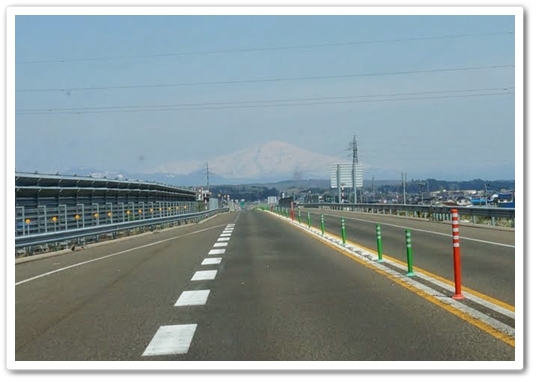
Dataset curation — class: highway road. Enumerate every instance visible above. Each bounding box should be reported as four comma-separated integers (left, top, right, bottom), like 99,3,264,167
300,208,515,306
15,210,515,362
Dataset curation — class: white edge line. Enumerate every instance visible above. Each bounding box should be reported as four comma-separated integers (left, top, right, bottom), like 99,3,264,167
309,211,515,248
15,223,228,286
266,211,515,335
284,215,515,320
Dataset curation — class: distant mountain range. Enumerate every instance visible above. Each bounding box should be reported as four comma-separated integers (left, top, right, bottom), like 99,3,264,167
19,140,507,188
155,140,346,180
53,141,406,186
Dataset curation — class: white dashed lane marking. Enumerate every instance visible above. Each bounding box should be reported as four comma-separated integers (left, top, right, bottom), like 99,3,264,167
174,290,211,306
142,221,237,358
191,270,218,281
142,324,197,356
202,257,222,265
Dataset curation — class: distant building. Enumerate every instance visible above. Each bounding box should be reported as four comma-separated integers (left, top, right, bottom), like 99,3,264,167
267,196,278,205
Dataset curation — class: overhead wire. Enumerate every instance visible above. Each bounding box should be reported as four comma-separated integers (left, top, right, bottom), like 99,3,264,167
16,91,515,116
16,86,514,113
16,64,514,93
15,31,513,64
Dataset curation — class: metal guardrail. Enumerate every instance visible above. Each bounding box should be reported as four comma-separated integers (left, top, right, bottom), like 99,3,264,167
15,208,229,249
15,201,201,237
299,203,514,227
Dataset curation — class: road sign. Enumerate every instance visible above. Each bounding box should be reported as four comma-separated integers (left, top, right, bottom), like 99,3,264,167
330,163,363,189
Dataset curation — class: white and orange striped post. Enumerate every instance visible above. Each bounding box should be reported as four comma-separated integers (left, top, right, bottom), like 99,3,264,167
451,209,465,300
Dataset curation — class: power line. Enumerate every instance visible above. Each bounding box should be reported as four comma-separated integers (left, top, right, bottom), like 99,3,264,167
16,64,514,93
16,87,514,113
16,92,514,116
15,31,513,65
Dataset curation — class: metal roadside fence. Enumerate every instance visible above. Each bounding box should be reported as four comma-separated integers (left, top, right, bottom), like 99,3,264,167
15,207,229,257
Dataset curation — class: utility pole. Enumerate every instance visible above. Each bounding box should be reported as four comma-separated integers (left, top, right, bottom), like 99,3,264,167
372,174,375,202
204,162,215,211
337,164,341,204
402,172,407,205
206,162,210,192
419,182,426,204
347,135,359,204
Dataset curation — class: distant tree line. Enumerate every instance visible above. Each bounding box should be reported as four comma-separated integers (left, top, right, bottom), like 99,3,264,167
372,179,515,194
208,179,514,202
209,185,280,201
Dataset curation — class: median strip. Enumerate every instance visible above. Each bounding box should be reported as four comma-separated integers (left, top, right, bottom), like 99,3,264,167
264,209,515,347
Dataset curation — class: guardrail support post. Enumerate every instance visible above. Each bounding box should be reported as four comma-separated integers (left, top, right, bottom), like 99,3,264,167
341,218,346,246
405,229,415,277
43,206,48,233
57,204,66,231
376,224,384,262
451,209,464,300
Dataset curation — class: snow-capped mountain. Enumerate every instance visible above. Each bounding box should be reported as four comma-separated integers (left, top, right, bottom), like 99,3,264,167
156,140,346,180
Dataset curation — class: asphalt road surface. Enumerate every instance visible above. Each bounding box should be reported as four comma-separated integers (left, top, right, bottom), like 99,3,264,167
15,210,515,361
301,208,515,306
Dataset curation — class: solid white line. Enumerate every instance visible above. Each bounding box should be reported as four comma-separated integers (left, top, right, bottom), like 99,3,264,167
373,254,515,319
174,290,210,306
191,270,217,281
213,242,228,247
217,237,230,241
268,211,516,333
15,224,228,287
201,257,222,265
142,324,197,356
208,249,225,255
310,211,515,248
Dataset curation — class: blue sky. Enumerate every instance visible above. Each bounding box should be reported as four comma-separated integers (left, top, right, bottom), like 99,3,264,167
15,14,515,180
